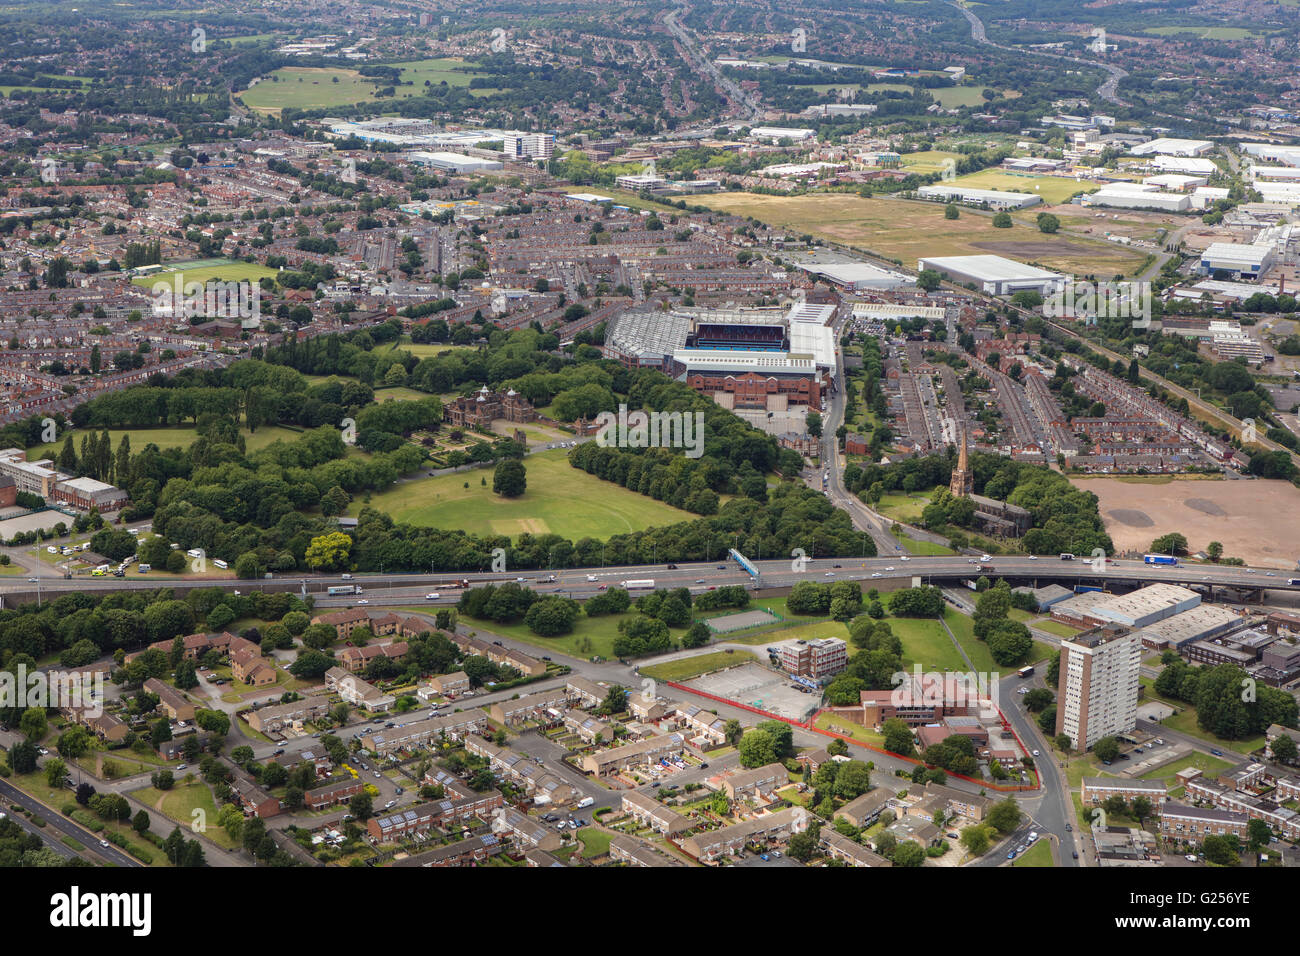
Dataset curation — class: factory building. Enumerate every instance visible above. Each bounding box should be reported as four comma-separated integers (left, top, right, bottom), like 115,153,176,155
916,254,1065,296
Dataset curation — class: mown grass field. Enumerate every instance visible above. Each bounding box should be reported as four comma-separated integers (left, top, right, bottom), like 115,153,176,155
238,59,490,112
31,425,304,459
948,168,1098,205
130,259,279,289
641,649,757,681
690,192,1148,276
358,448,693,538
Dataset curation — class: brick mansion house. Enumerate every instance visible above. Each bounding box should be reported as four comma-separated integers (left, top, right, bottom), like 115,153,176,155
443,386,537,429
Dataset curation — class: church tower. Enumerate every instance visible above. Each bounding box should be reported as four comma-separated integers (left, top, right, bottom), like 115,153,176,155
950,424,974,497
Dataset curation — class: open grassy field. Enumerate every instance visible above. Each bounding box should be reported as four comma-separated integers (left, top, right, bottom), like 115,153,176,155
130,258,279,289
1143,25,1262,40
900,149,963,174
358,448,692,538
948,169,1098,205
690,192,1148,276
30,425,303,459
238,59,489,113
641,649,757,681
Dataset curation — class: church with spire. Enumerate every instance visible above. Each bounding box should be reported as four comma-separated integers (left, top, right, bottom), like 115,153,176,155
949,424,974,497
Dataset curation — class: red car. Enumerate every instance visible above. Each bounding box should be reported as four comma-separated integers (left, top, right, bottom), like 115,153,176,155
598,584,608,590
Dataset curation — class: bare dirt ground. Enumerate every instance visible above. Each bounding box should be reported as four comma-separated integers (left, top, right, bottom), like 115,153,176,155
1075,477,1300,567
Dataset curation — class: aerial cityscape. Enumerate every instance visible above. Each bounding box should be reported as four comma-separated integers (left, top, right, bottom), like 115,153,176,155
1,0,1298,918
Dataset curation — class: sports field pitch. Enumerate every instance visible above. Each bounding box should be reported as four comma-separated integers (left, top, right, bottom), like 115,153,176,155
130,259,279,289
238,59,489,113
357,449,693,538
948,169,1099,205
30,425,305,459
690,192,1148,276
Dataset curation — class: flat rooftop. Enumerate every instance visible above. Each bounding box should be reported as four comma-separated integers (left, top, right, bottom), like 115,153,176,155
917,254,1063,282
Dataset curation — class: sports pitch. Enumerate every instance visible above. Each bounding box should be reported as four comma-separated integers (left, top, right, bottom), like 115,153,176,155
357,448,693,538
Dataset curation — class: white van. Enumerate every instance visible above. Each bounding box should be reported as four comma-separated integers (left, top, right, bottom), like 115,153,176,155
576,797,595,809
213,559,228,570
185,548,202,558
138,564,151,573
586,574,598,582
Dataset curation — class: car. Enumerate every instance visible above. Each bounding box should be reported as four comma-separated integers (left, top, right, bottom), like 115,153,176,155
833,564,842,569
272,748,285,756
980,555,992,562
177,764,187,771
773,850,781,858
716,565,726,570
870,572,882,578
541,656,552,661
666,563,678,570
395,786,404,795
341,573,352,580
1210,749,1224,757
492,640,503,646
900,556,909,561
1266,572,1276,577
385,721,396,728
760,853,770,861
37,747,48,755
1186,854,1198,862
1118,753,1129,760
100,840,111,849
1065,823,1072,832
598,584,608,590
885,566,895,572
384,800,397,809
27,577,36,583
695,579,706,584
1007,850,1017,859
652,781,661,788
1028,555,1038,560
373,771,381,778
1032,749,1040,757
1072,851,1079,859
824,571,834,577
699,763,709,769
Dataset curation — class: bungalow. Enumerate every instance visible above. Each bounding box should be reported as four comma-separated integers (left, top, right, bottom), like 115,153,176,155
324,666,395,712
245,695,330,735
610,834,687,867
